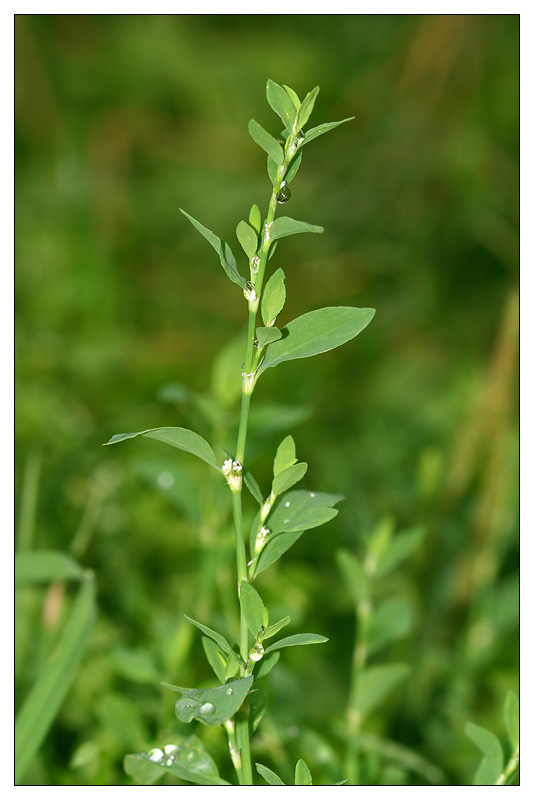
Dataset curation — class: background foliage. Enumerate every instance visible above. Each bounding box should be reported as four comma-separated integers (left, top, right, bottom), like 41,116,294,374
15,14,518,786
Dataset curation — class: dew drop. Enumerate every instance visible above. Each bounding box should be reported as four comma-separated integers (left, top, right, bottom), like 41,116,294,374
148,748,164,762
199,702,215,715
285,501,291,507
164,745,177,755
284,519,290,524
187,751,195,760
226,687,234,696
310,492,316,498
249,643,265,662
276,183,291,204
157,471,174,489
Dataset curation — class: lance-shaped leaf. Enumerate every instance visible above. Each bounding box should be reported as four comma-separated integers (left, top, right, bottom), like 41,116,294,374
269,216,323,242
272,462,308,496
261,268,287,327
249,119,284,166
297,86,320,129
285,150,303,184
303,117,355,145
466,722,504,786
240,580,265,639
174,675,253,727
236,220,258,260
258,307,375,375
180,209,245,288
105,427,220,472
202,637,227,684
184,615,243,666
295,759,313,786
266,79,297,132
249,203,262,234
256,763,286,785
283,84,301,111
263,615,291,640
264,633,328,654
273,435,297,477
256,326,282,350
244,468,264,505
124,736,230,786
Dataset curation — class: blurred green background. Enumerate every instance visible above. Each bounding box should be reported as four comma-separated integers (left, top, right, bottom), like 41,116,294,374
15,14,518,785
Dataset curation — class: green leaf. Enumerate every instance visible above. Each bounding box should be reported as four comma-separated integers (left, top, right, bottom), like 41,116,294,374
184,615,243,666
248,119,284,166
505,691,519,750
105,427,220,472
295,759,313,785
258,307,375,374
254,650,280,679
180,209,245,288
269,216,323,242
266,79,297,131
249,685,267,733
336,549,370,605
124,736,230,786
263,615,291,640
303,117,355,144
244,469,264,505
15,550,86,587
273,435,297,477
264,633,328,654
375,527,425,578
272,461,308,496
256,763,286,785
240,580,265,638
175,676,253,727
297,86,320,129
256,326,282,350
466,722,504,785
267,154,278,186
202,637,227,684
261,267,287,326
249,203,262,234
15,577,96,784
236,219,258,260
283,84,301,111
285,150,303,184
355,664,410,718
368,597,415,656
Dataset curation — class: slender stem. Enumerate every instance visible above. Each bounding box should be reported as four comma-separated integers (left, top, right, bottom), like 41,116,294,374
495,747,519,785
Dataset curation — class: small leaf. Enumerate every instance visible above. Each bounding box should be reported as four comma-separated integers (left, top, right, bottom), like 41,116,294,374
355,664,410,717
175,676,253,727
303,117,355,144
236,220,258,261
375,527,425,578
283,84,301,111
466,722,504,785
15,550,86,588
249,685,267,733
297,86,320,129
285,150,303,184
244,469,264,505
248,119,284,166
240,581,265,639
264,633,328,654
180,209,245,288
266,79,297,132
272,462,308,496
184,615,242,666
256,326,282,350
273,435,297,477
261,267,287,326
256,763,286,785
263,615,291,640
254,650,280,679
295,759,313,785
268,490,343,535
249,203,262,234
202,637,227,684
105,427,221,472
504,691,519,750
368,597,415,656
267,154,278,186
258,307,375,374
336,549,370,605
124,736,230,786
269,216,323,242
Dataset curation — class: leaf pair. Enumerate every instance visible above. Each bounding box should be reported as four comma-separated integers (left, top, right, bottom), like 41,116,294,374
124,736,230,786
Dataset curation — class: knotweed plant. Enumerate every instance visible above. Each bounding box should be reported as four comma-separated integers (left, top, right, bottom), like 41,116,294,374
105,80,375,786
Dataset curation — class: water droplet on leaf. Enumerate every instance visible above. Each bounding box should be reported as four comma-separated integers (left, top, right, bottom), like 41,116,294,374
249,643,265,662
199,702,215,715
226,687,234,695
157,471,174,489
276,182,291,204
148,748,164,762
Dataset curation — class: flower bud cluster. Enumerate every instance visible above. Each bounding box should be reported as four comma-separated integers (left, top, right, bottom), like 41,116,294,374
222,458,243,492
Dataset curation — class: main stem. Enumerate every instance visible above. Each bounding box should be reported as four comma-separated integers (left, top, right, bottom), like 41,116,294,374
230,134,297,785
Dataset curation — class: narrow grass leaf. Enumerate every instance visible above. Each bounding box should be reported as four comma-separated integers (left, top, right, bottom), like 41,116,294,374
124,735,230,786
272,461,308,496
184,615,243,666
105,427,220,472
256,326,282,350
236,220,258,260
240,580,265,638
248,119,284,165
264,633,328,653
256,763,286,785
466,722,504,785
269,216,323,242
180,209,245,288
273,435,297,477
15,550,86,587
175,676,253,727
266,79,297,131
355,664,410,718
202,637,227,684
303,118,355,144
295,759,313,785
258,307,375,374
15,576,96,784
505,691,519,749
375,527,425,578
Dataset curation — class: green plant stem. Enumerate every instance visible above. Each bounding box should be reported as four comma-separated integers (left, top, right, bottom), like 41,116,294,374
345,595,373,785
495,746,519,785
